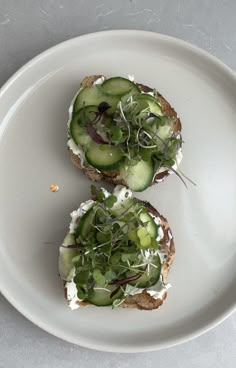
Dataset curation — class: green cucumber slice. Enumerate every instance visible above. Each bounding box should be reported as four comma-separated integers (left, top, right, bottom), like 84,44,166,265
85,142,124,171
120,160,154,192
110,197,135,217
70,121,92,146
70,105,114,146
111,201,157,238
70,105,97,145
139,210,157,238
120,89,141,106
76,207,94,238
156,124,173,141
74,86,119,115
128,254,161,288
101,77,140,96
62,232,76,246
135,94,163,116
72,126,92,146
59,247,79,281
73,105,98,126
86,285,124,306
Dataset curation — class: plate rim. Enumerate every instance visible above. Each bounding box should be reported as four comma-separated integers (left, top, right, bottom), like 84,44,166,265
0,29,236,353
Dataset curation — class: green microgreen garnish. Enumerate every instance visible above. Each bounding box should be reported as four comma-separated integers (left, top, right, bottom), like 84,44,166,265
73,82,196,188
114,95,182,164
112,93,192,186
71,186,162,302
104,194,117,208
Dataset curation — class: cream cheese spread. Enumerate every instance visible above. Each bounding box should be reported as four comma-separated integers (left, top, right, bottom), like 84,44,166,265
65,279,82,310
69,199,95,234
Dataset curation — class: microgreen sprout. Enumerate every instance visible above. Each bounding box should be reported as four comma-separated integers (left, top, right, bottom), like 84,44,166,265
69,186,162,303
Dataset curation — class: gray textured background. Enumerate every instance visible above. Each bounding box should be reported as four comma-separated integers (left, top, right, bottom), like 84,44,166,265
0,0,236,367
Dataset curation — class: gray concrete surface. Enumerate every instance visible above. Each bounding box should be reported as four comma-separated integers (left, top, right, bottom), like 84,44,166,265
0,0,236,367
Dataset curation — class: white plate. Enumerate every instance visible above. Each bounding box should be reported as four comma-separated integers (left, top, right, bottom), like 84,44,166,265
0,30,236,353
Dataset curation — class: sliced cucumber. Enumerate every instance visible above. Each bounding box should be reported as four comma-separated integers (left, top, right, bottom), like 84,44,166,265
85,142,124,171
139,210,157,238
62,232,76,246
70,105,114,146
59,247,79,281
73,126,92,146
128,254,161,288
86,285,124,306
135,94,163,116
111,201,157,238
70,120,92,146
120,160,154,192
156,124,173,141
120,87,141,105
70,105,97,145
76,207,94,238
73,105,98,126
101,77,140,96
74,86,119,115
110,198,135,217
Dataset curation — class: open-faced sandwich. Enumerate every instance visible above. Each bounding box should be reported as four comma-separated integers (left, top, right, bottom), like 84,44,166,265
67,75,183,192
59,185,175,310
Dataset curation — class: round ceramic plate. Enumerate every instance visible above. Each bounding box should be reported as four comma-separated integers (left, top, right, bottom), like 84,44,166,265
0,30,236,353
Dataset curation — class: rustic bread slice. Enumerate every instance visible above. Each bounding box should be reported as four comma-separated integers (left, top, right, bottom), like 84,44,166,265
64,199,175,311
69,75,182,185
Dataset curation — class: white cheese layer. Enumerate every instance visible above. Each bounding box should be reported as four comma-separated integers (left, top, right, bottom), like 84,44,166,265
113,185,133,204
67,87,85,165
65,279,82,310
69,199,94,234
67,138,85,164
93,76,105,85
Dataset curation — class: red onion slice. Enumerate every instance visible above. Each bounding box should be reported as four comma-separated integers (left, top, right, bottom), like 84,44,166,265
86,122,107,144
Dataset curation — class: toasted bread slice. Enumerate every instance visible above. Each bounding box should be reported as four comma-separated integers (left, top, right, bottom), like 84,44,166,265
63,197,175,311
69,75,182,186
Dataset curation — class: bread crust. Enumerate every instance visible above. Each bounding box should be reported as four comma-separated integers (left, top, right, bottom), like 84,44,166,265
69,75,182,185
64,199,175,310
